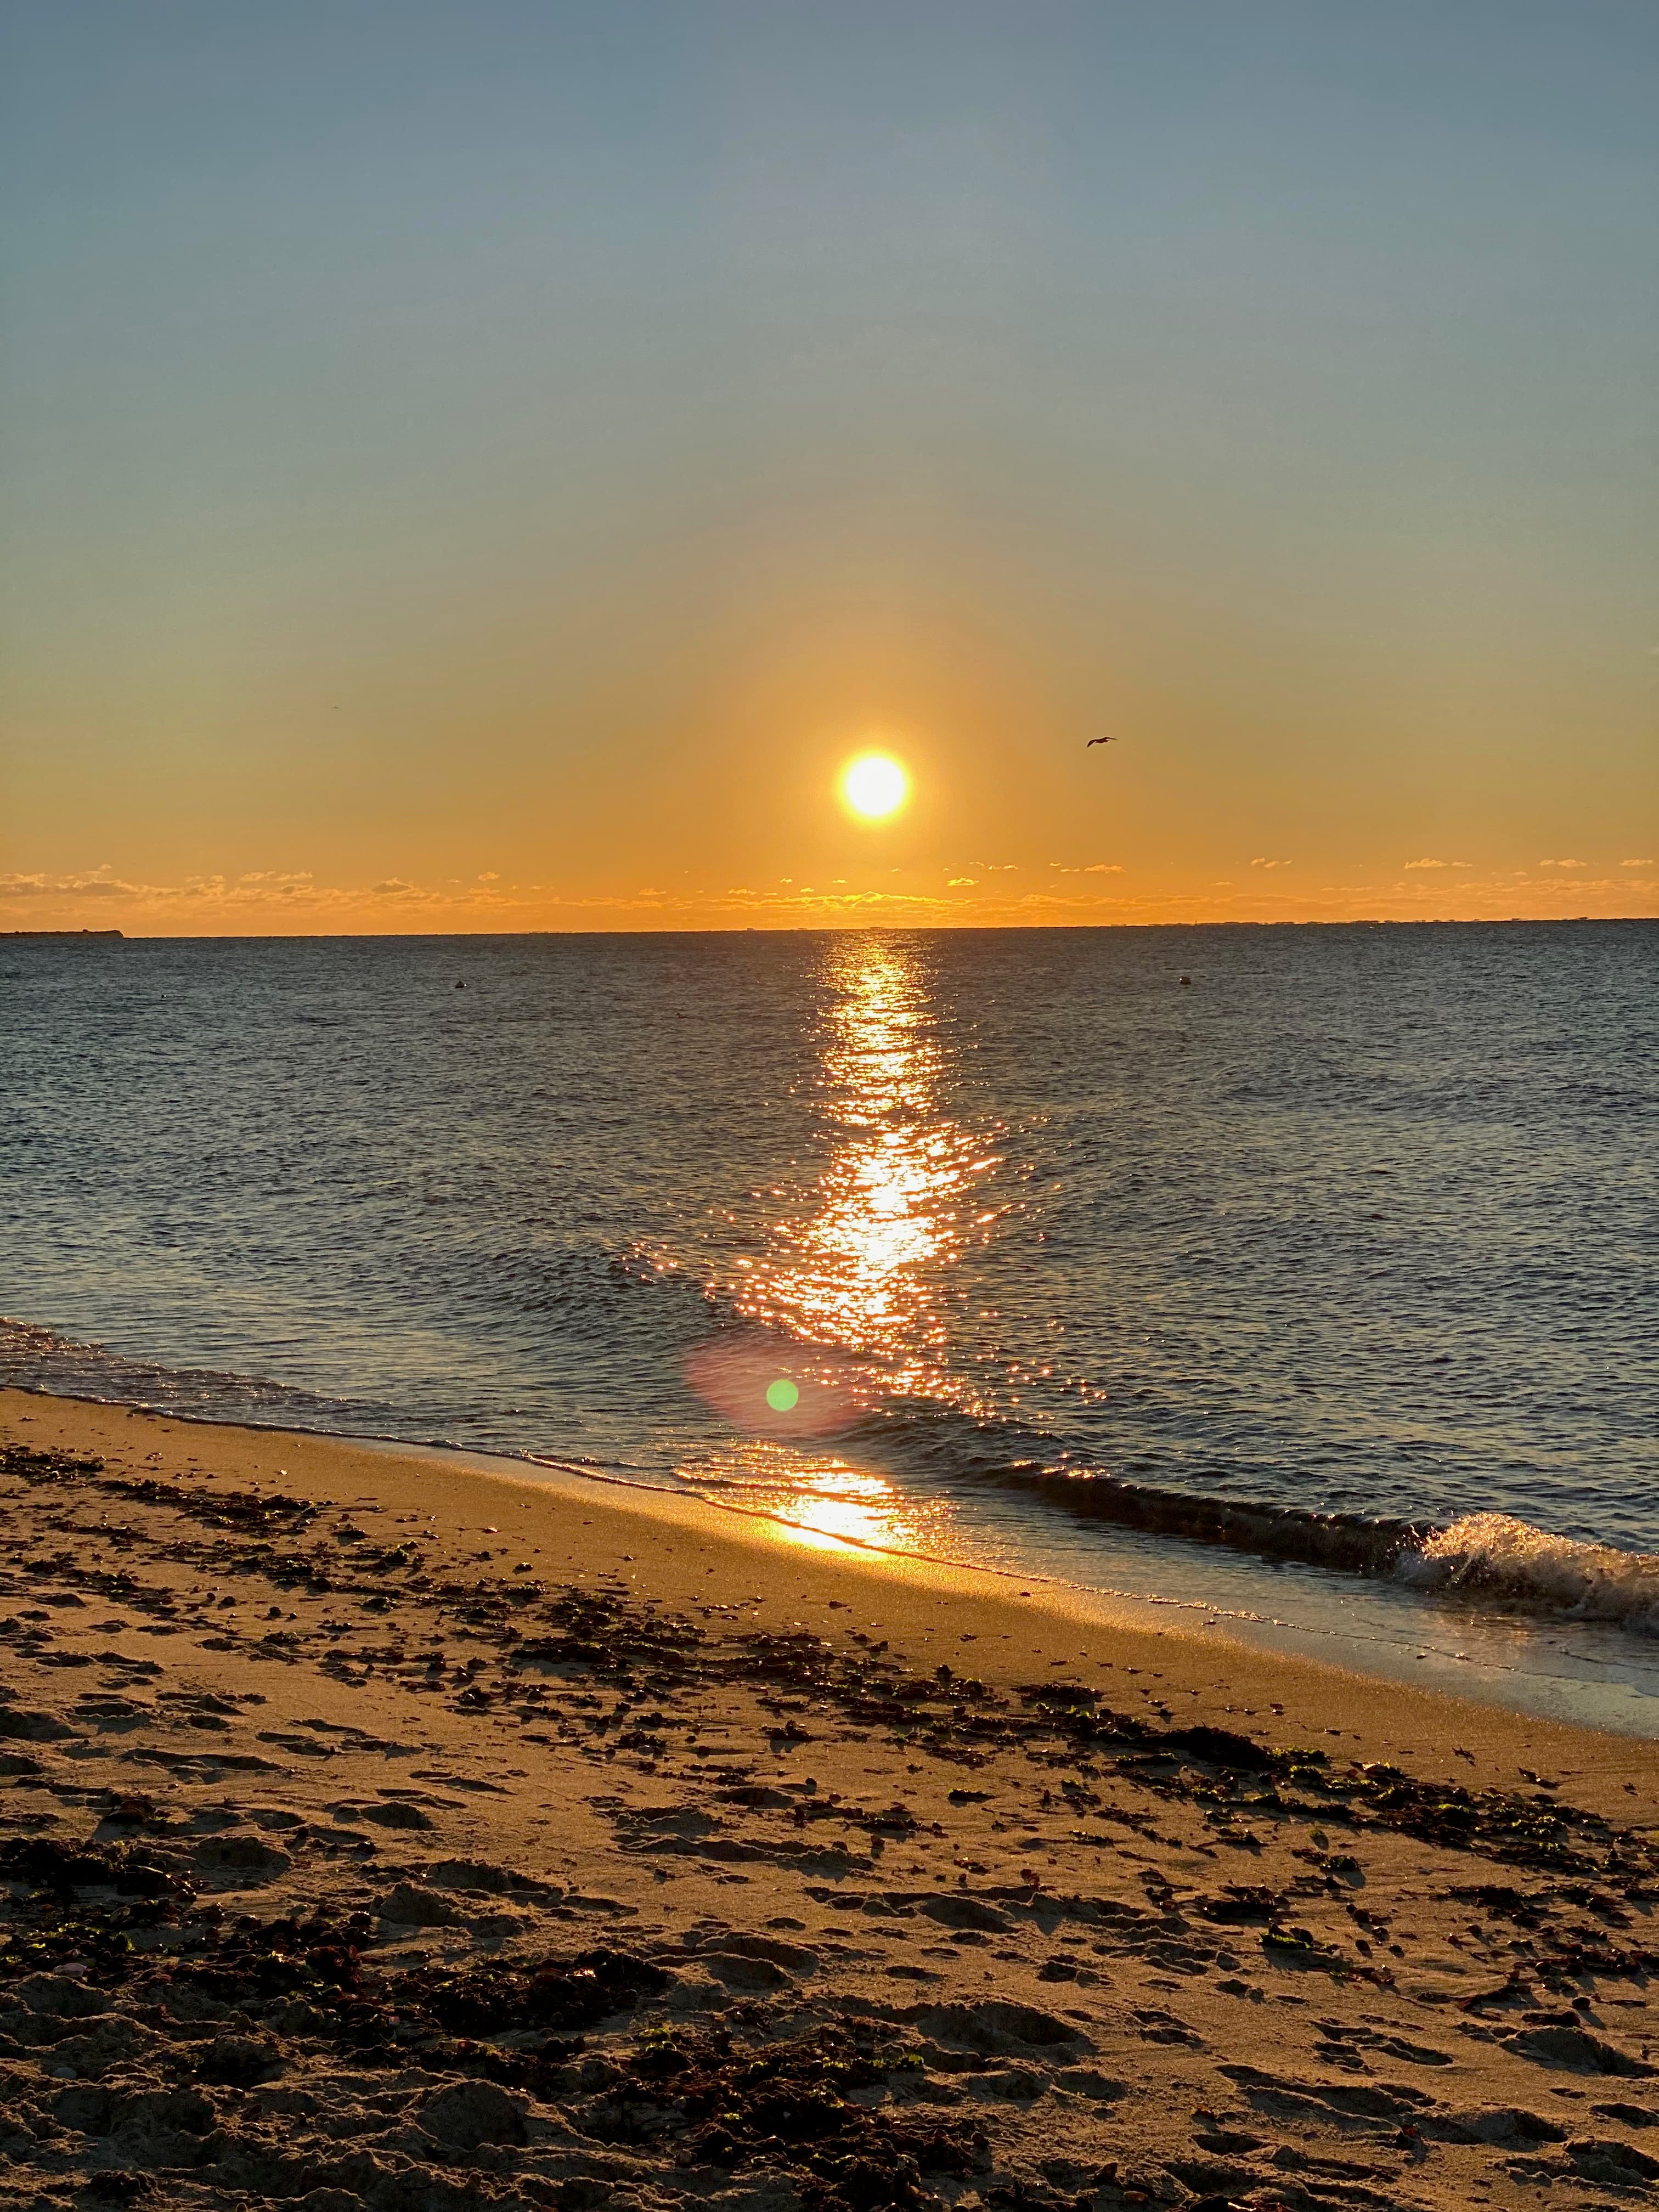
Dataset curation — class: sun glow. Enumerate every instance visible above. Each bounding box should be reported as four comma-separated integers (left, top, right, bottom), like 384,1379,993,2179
839,752,909,821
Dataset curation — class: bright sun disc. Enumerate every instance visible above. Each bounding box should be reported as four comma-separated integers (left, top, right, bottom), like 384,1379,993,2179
841,753,909,820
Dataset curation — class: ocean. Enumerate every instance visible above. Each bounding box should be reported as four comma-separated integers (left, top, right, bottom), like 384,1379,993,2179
3,923,1655,1730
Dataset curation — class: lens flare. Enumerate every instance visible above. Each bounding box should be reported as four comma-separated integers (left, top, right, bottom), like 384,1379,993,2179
840,753,909,820
684,1336,855,1436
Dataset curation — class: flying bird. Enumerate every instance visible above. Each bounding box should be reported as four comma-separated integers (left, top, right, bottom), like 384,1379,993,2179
1085,735,1116,748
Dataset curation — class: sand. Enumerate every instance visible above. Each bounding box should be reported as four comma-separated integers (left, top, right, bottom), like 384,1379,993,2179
3,1387,1657,2212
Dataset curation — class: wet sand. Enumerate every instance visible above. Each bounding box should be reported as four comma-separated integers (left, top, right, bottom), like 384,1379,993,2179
3,1387,1657,2212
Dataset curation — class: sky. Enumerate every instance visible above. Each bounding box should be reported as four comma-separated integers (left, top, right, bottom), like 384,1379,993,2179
2,1,1655,934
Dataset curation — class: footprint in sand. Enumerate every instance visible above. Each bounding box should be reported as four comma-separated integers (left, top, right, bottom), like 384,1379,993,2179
376,1880,462,1928
192,1833,291,1886
691,1931,820,1992
329,1799,435,1832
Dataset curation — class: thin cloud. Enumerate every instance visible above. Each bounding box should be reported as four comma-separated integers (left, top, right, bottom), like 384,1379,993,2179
1539,857,1587,868
1,867,136,899
3,866,461,915
1621,858,1655,868
8,856,1652,934
1403,858,1470,870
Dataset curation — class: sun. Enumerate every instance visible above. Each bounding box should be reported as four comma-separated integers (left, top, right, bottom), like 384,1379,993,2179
840,752,910,821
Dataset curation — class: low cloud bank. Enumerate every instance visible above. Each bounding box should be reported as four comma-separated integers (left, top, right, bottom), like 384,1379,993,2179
3,861,1653,934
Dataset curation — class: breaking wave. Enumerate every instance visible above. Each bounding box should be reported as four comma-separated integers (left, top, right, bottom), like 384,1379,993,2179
928,1457,1659,1640
964,1459,1434,1576
1399,1513,1659,1637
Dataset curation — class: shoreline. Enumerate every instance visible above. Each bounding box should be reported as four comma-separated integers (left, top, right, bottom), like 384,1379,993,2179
9,1366,1659,1744
6,1388,1649,1781
5,1387,1659,2211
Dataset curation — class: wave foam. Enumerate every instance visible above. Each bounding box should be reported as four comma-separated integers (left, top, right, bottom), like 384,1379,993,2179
1400,1513,1659,1637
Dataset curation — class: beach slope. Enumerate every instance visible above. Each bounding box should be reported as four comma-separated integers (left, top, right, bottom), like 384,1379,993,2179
3,1390,1656,2212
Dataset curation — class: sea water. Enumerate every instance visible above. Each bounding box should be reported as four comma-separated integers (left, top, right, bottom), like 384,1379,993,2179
3,924,1655,1730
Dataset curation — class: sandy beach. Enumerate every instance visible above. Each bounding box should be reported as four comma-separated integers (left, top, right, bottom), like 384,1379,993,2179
3,1387,1657,2212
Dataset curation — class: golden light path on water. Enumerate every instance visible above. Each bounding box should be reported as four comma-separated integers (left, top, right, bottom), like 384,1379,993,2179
713,1449,951,1559
740,935,998,1385
686,936,1006,1558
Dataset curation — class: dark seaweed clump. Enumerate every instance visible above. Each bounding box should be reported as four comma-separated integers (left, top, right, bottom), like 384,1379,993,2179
592,2021,982,2211
1,1440,319,1538
411,1944,670,2036
1,1829,675,2094
1016,1684,1659,1884
165,1918,670,2088
165,1909,377,2008
0,1833,196,1981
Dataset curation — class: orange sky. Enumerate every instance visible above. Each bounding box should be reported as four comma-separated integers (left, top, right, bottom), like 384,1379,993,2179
3,5,1655,934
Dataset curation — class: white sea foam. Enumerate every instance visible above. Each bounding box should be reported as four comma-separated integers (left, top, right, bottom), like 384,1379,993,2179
1399,1512,1659,1637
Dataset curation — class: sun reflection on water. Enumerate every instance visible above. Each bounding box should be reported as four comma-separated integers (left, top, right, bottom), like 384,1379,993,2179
693,1446,962,1560
678,936,1007,1554
733,935,1000,1395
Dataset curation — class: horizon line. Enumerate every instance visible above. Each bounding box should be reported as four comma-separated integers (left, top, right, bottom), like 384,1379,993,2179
7,914,1654,944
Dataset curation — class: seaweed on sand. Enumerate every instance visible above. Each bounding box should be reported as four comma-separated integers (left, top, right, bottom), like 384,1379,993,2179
592,2021,982,2211
164,1916,669,2053
409,1944,670,2035
0,1832,196,1981
1014,1685,1659,1883
3,1825,676,2091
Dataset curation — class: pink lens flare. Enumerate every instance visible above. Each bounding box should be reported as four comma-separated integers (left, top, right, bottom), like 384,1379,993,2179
685,1333,860,1439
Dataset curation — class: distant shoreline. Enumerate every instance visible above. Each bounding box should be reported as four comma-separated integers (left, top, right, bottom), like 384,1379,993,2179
1,917,1652,944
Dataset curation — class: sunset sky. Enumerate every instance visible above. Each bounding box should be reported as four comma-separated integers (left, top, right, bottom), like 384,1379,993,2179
3,2,1655,933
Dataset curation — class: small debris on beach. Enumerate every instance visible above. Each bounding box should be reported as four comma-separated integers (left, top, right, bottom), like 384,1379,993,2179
2,1417,1657,2212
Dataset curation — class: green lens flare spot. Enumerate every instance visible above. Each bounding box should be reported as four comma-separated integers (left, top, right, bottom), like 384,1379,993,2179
766,1378,800,1414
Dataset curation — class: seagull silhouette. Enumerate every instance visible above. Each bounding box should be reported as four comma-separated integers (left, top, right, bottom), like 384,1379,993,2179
1085,735,1116,748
